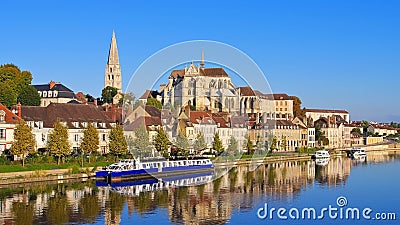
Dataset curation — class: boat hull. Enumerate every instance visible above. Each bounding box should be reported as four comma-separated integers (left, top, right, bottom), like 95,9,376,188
96,164,214,182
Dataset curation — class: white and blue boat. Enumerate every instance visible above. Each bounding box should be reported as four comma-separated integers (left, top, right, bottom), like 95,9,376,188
96,157,214,182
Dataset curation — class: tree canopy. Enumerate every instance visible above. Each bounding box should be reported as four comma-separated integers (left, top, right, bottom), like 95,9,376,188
290,96,306,118
194,132,207,152
80,123,99,163
244,134,254,155
47,120,71,165
212,132,224,156
175,130,189,156
226,136,238,156
10,120,36,166
0,64,38,107
109,124,128,158
146,98,162,109
153,127,171,157
101,86,118,104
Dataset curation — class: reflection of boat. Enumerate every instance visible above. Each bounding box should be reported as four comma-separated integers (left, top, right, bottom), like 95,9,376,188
313,150,330,159
346,147,367,159
96,172,213,196
96,157,214,182
352,154,367,162
315,158,330,166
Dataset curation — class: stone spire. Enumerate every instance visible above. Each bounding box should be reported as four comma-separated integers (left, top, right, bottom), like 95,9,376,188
104,30,122,92
200,49,205,68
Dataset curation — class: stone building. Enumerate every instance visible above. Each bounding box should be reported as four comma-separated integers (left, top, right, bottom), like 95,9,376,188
104,31,122,92
33,81,76,107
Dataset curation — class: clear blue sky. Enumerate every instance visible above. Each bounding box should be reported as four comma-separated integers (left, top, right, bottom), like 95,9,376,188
1,0,399,122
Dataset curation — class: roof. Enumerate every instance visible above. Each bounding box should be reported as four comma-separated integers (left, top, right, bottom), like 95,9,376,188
21,103,114,129
0,103,20,124
273,94,292,100
33,83,75,98
238,86,255,96
169,67,229,78
212,115,230,128
145,105,161,117
305,108,349,114
189,111,215,125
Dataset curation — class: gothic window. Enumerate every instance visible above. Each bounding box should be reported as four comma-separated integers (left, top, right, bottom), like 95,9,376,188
110,67,113,73
112,75,114,80
224,80,227,88
218,80,222,89
225,99,229,109
188,89,191,95
108,75,111,80
230,99,234,109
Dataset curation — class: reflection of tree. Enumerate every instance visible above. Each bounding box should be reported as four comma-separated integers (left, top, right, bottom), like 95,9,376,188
47,194,69,225
134,192,154,215
106,191,125,222
196,184,206,199
213,176,223,194
12,201,34,225
79,194,100,223
267,167,276,185
228,168,238,191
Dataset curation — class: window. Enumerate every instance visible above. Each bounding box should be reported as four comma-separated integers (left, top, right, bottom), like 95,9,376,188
53,90,58,97
0,110,5,122
102,134,106,141
43,91,47,97
74,134,79,142
0,129,5,139
48,91,52,97
110,67,113,73
188,89,191,95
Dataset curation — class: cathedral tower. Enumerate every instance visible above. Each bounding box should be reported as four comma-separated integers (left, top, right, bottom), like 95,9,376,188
104,31,122,92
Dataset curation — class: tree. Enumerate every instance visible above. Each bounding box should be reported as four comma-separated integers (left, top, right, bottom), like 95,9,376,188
281,135,287,151
47,120,71,165
193,132,207,153
109,124,128,158
0,64,35,107
146,98,163,109
18,85,41,106
176,130,189,156
101,86,118,104
270,136,277,151
80,123,99,164
351,128,362,135
153,127,171,157
0,81,17,107
10,120,36,166
132,126,152,157
244,134,254,155
226,136,238,156
290,96,306,118
212,132,224,156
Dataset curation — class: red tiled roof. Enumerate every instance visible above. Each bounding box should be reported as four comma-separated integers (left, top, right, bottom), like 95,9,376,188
273,94,291,100
238,86,255,96
0,103,20,123
169,67,229,78
21,103,114,129
189,111,214,124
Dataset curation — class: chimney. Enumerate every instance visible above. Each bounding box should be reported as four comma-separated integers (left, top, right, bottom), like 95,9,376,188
49,81,56,89
17,102,21,117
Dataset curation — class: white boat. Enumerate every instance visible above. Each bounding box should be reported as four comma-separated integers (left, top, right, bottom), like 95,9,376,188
314,150,331,159
351,147,367,158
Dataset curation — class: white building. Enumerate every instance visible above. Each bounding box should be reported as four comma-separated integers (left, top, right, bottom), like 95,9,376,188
0,103,20,154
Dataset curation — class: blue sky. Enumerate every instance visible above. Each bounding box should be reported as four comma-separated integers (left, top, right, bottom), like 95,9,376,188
1,0,399,122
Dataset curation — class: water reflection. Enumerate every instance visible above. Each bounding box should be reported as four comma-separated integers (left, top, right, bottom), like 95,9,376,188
0,151,399,225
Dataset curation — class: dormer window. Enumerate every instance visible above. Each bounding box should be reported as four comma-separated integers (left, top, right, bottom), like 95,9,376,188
38,91,42,97
81,122,87,128
73,122,79,128
53,90,58,97
43,91,47,97
48,91,52,97
93,122,97,128
0,110,5,122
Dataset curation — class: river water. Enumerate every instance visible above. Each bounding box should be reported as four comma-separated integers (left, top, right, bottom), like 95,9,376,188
0,150,399,225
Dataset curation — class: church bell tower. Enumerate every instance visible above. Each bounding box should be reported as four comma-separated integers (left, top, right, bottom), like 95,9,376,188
104,31,122,92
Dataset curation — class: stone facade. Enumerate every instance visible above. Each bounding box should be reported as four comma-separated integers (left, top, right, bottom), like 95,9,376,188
104,31,122,92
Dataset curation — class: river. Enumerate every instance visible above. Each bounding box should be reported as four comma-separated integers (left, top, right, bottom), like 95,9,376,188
0,150,399,225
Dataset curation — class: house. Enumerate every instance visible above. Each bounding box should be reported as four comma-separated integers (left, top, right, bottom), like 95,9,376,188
0,103,20,154
314,115,347,148
292,117,315,148
20,103,115,154
367,124,397,136
305,108,350,123
124,105,162,143
33,81,76,107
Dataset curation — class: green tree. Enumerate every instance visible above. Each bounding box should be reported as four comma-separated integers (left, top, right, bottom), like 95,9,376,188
0,81,17,107
212,132,224,156
0,64,35,107
109,124,128,158
290,96,306,118
351,128,362,135
270,136,277,151
132,126,152,157
10,120,36,166
47,120,71,165
146,98,163,109
193,132,207,153
80,123,99,164
226,136,238,156
244,134,254,155
153,127,171,157
176,130,189,156
281,135,287,151
17,85,41,106
101,86,118,104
